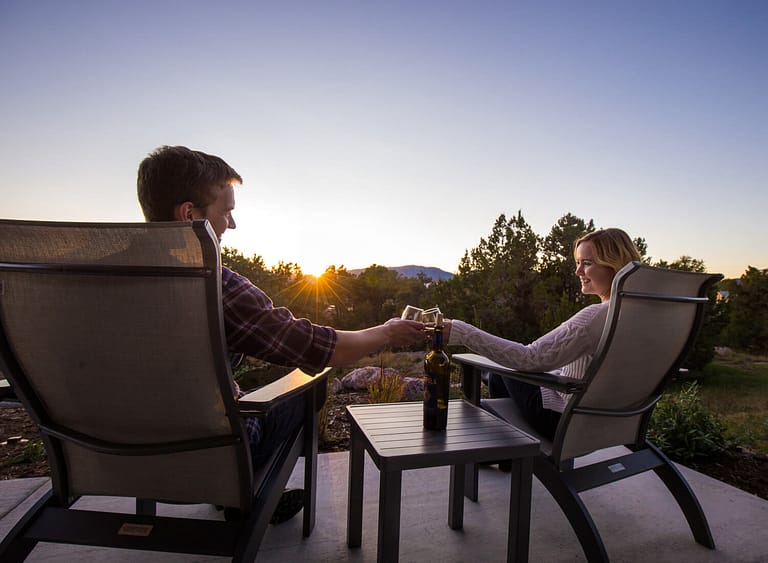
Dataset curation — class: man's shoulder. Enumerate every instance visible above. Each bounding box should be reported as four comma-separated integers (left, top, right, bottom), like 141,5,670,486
222,265,235,280
221,265,252,293
222,266,248,285
221,266,273,306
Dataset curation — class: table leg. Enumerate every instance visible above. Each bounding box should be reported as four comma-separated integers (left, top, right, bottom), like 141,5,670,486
448,463,465,529
507,456,534,563
378,469,402,563
347,424,365,548
464,461,479,502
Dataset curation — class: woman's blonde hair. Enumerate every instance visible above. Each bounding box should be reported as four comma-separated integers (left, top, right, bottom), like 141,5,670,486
574,228,642,273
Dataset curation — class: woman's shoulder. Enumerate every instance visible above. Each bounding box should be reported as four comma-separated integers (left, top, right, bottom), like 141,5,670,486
568,301,610,326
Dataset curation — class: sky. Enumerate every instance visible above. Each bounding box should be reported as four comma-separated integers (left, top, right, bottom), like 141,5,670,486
1,1,766,279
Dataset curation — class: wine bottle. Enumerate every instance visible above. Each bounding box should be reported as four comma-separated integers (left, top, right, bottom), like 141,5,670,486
423,313,450,430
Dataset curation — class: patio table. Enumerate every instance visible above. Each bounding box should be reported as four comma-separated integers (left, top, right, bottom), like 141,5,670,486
346,400,539,562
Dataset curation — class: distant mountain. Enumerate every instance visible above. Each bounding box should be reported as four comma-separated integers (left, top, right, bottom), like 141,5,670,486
348,265,454,281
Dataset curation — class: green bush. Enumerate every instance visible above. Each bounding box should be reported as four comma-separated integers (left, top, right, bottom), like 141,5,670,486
12,440,46,465
648,382,733,463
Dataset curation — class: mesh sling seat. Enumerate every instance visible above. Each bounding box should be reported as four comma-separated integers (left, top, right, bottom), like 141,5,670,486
0,219,328,562
454,262,722,562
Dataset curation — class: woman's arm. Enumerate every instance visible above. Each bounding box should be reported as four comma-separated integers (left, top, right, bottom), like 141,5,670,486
445,302,608,372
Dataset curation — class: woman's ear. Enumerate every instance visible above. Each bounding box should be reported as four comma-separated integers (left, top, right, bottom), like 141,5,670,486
173,202,195,221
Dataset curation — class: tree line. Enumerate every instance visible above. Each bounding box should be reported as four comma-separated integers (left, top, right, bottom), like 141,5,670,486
222,211,768,367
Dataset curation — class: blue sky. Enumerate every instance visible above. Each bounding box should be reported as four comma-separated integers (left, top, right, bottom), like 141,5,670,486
1,0,765,278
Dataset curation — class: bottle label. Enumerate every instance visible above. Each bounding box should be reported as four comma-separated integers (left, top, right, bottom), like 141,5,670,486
424,373,446,410
424,377,438,410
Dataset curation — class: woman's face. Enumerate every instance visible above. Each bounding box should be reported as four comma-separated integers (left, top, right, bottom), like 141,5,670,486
575,241,615,302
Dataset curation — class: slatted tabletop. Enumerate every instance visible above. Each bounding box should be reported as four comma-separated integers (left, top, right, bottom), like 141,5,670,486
347,400,539,472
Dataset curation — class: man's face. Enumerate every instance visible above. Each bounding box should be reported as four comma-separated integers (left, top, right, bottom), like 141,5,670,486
192,183,236,242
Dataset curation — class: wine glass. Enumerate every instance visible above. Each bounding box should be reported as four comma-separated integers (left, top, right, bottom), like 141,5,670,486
401,305,424,321
420,307,442,325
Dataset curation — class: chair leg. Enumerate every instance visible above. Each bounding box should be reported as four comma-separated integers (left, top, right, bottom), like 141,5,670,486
534,458,610,563
302,395,320,537
234,429,305,563
645,441,716,549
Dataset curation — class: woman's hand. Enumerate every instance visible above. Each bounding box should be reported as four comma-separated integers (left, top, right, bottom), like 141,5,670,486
423,318,452,342
442,319,452,341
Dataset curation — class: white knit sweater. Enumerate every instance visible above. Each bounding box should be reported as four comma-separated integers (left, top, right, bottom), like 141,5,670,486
448,302,609,412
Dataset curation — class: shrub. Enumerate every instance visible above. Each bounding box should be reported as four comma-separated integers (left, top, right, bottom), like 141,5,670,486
648,382,733,463
12,440,46,465
368,366,405,404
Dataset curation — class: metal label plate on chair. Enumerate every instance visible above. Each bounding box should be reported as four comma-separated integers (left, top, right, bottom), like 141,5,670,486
118,523,154,537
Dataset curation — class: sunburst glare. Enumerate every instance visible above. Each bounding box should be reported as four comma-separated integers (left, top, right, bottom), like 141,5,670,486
274,269,350,322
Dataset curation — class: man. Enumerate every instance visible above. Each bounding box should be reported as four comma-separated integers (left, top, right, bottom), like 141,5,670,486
137,145,425,523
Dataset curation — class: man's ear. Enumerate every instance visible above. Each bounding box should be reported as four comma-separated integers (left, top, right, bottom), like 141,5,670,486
173,202,195,221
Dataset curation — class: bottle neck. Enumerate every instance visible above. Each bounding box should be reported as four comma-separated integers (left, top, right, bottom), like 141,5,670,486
432,327,444,350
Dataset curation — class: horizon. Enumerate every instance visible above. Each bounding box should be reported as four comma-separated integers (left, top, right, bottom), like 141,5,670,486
1,1,765,280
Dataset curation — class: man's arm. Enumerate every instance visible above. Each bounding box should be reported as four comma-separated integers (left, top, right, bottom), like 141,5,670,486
328,319,425,366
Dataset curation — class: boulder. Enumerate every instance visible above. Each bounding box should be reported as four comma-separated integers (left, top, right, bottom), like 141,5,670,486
337,366,401,392
330,377,344,394
401,376,424,400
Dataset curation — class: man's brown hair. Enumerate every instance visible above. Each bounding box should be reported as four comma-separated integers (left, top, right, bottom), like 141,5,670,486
137,145,242,221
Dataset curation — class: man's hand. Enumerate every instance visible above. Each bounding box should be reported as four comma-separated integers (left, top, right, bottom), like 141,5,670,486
330,319,426,366
383,318,426,346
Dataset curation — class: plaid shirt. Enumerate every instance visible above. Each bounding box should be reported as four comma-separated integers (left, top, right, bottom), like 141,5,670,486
222,267,337,450
222,267,337,372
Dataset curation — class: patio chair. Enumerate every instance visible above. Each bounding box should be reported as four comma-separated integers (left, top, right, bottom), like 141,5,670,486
0,219,328,562
455,262,722,562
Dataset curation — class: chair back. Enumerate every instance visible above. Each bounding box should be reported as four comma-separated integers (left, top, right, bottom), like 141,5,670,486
0,220,252,509
553,262,722,464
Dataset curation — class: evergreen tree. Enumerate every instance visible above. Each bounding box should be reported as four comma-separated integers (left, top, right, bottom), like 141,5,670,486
350,265,403,325
537,213,595,331
723,267,768,354
654,256,723,369
453,211,541,342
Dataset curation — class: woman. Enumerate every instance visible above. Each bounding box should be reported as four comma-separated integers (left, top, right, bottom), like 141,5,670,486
443,228,642,440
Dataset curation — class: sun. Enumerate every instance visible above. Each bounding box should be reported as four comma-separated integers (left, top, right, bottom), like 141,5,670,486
303,264,329,279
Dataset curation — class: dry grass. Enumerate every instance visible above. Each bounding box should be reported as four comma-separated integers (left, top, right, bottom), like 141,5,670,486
367,367,406,403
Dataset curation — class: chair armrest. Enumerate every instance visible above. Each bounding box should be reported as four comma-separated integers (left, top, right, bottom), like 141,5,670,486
237,367,331,416
453,353,586,394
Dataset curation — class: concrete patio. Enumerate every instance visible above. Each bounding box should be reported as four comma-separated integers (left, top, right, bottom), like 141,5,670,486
1,447,767,562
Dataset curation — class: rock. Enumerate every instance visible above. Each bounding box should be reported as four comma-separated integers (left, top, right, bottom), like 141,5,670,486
401,377,424,400
332,366,426,398
338,366,401,392
330,378,344,394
